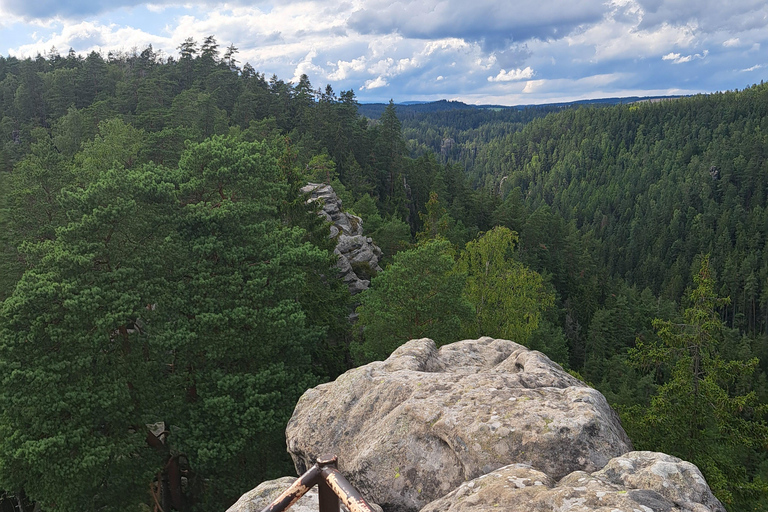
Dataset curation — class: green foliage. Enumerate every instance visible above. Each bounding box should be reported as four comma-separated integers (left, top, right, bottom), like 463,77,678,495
371,215,412,264
354,238,473,363
456,226,554,343
416,191,450,242
0,135,348,510
73,118,144,183
351,193,383,233
0,165,174,510
0,172,23,300
625,256,768,510
351,260,377,281
527,319,570,367
7,127,72,243
304,152,337,184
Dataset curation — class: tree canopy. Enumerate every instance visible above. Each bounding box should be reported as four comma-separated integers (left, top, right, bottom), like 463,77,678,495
0,134,347,509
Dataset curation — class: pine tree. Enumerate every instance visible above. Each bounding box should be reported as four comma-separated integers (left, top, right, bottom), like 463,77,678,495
626,255,768,509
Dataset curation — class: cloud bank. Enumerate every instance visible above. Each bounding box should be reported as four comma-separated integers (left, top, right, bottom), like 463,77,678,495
0,0,766,104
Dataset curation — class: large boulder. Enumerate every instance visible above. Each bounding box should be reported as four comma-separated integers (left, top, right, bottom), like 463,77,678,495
420,451,725,512
302,183,383,296
286,337,633,512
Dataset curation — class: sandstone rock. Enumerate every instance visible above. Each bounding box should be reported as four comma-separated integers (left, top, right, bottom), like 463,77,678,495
226,476,383,512
286,337,633,512
302,183,383,296
420,451,725,512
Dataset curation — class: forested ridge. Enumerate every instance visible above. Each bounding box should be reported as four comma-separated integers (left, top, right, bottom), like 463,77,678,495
0,37,766,511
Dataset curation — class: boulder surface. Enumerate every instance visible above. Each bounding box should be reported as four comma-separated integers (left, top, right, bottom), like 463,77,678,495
286,337,633,512
420,451,725,512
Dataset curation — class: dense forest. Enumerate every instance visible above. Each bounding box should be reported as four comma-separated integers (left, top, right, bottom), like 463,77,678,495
0,36,766,511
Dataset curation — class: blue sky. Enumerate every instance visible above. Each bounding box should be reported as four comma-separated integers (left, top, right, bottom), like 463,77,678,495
0,0,766,105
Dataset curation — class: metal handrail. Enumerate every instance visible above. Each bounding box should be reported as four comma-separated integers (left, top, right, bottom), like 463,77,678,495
260,455,376,512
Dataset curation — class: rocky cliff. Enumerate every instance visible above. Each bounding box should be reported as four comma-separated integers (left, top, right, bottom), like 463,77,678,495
302,183,383,296
229,337,725,512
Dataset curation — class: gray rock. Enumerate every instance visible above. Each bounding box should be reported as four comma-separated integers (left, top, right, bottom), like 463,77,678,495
302,183,383,296
227,476,383,512
420,451,725,512
286,337,633,512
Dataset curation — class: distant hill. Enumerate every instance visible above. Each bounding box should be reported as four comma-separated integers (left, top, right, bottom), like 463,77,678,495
358,96,682,120
358,100,478,119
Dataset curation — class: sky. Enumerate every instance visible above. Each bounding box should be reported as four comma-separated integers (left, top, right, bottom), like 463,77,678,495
0,0,766,105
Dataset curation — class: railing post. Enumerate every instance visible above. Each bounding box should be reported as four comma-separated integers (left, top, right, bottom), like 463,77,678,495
259,454,375,512
316,454,340,512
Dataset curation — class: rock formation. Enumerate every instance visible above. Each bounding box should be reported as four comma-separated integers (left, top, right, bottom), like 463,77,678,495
286,337,633,512
420,451,725,512
302,183,383,296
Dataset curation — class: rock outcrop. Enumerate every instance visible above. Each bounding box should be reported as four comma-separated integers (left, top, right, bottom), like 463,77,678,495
302,183,383,296
420,451,725,512
286,337,633,512
226,476,383,512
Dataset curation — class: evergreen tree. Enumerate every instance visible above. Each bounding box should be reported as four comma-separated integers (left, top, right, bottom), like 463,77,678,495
0,165,174,510
626,256,768,509
0,135,348,510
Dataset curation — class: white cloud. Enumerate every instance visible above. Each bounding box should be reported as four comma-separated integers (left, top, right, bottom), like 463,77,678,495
0,5,24,28
327,57,366,80
9,20,172,58
145,3,167,13
741,64,763,72
523,79,546,93
562,4,698,63
292,49,325,83
723,37,740,47
635,0,768,33
347,0,607,48
662,49,708,64
361,76,388,90
488,66,535,82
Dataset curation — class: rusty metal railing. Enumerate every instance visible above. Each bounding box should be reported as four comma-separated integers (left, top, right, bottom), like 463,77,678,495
260,455,376,512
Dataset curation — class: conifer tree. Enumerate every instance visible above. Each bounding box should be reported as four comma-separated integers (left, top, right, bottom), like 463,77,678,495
626,255,768,510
